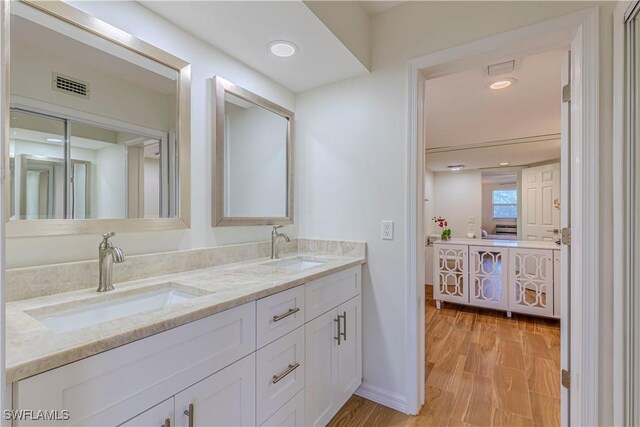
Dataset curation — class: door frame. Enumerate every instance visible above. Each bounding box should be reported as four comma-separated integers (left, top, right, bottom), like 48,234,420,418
613,2,638,425
405,7,601,426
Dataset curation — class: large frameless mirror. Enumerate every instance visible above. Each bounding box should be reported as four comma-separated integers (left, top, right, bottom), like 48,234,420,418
211,76,293,226
4,0,191,236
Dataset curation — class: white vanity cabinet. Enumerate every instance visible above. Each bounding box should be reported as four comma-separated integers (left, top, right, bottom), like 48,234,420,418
11,265,362,427
305,267,361,427
433,240,559,318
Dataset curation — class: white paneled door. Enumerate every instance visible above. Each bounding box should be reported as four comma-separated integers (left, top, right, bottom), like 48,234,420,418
521,163,560,241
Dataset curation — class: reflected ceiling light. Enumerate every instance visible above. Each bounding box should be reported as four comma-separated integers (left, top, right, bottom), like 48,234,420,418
45,137,63,143
269,40,297,57
499,162,510,166
448,164,464,171
488,78,516,90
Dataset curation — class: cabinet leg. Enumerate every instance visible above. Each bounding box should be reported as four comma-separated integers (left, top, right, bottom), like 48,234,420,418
436,300,442,310
506,311,512,318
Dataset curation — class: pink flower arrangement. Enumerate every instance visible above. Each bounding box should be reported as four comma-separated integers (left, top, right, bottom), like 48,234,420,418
433,216,451,240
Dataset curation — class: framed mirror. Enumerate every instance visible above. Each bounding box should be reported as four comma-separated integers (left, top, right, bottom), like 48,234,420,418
211,76,293,226
3,0,191,236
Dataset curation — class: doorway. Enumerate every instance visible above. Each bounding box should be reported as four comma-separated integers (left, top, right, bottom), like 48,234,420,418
422,47,564,426
406,8,601,426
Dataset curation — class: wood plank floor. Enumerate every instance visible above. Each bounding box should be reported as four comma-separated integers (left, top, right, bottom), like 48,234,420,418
327,286,561,427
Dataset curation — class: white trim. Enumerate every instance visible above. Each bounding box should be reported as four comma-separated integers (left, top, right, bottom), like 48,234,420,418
355,383,407,413
613,2,636,426
406,8,601,425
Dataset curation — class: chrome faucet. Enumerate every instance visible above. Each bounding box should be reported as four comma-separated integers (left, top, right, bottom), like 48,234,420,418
98,232,125,292
271,225,290,259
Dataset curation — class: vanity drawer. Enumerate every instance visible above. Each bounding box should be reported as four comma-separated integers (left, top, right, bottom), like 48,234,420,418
261,389,305,427
306,266,361,321
13,302,256,427
257,285,305,348
256,326,305,425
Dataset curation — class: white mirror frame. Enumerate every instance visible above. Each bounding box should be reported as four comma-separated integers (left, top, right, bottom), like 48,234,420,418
211,76,294,227
2,0,191,237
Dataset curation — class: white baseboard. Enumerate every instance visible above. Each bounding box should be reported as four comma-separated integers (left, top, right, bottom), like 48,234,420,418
355,382,407,413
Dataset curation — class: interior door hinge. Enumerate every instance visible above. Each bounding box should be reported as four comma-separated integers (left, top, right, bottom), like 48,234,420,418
561,227,571,246
562,369,571,389
562,84,571,103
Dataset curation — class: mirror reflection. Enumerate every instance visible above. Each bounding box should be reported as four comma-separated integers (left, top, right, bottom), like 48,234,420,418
223,92,288,218
9,5,180,221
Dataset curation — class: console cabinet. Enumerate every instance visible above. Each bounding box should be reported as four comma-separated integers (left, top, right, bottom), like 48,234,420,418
12,265,362,427
433,242,559,318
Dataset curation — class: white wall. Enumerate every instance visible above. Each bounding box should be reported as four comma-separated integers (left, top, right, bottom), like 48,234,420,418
423,168,435,237
95,144,126,219
7,1,296,268
226,105,287,217
432,171,482,238
296,1,615,420
144,158,160,219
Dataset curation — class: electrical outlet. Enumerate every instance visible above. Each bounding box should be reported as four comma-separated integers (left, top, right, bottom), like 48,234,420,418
382,220,394,240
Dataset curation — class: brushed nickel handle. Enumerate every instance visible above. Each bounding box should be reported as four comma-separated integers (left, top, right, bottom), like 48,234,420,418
273,307,300,322
334,316,341,345
272,362,300,384
183,403,194,427
161,418,170,427
340,311,347,341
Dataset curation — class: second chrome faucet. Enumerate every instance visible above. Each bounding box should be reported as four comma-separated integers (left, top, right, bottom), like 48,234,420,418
271,225,290,259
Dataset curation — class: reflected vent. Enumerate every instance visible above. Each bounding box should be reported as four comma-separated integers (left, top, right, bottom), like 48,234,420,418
52,73,90,99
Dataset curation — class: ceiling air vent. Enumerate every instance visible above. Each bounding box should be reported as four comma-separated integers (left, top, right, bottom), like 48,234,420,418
487,60,516,77
52,73,90,99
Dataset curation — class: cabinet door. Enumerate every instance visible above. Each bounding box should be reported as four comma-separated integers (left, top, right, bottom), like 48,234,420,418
335,296,362,409
508,248,554,317
469,246,509,310
175,354,255,427
119,398,173,427
433,244,469,304
553,250,561,318
305,309,339,427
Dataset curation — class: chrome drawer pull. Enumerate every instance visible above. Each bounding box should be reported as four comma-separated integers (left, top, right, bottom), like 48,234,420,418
184,403,194,427
161,418,170,427
273,307,300,322
341,311,347,341
272,362,300,384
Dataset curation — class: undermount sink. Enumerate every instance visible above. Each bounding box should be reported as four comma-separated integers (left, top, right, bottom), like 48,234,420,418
263,256,328,271
27,283,210,333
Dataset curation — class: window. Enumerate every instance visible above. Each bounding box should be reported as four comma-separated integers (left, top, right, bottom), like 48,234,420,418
492,189,518,219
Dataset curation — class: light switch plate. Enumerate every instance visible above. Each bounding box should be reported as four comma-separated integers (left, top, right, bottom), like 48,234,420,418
382,220,394,240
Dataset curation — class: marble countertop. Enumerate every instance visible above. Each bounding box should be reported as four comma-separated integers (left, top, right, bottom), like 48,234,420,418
6,253,365,383
434,238,560,250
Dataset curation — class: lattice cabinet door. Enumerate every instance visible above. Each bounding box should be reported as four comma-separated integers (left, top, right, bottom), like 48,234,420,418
508,248,554,317
433,244,469,305
469,246,509,310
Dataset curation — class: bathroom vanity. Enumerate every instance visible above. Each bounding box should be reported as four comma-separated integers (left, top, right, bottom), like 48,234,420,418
6,252,364,427
433,238,561,318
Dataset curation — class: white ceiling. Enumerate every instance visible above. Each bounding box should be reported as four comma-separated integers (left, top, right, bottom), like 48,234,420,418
359,1,405,16
425,49,564,149
425,138,560,172
11,14,177,95
139,1,369,93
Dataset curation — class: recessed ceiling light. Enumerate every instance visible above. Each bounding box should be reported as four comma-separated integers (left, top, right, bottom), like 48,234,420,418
499,162,510,166
448,164,464,171
45,137,63,143
268,40,297,57
488,78,516,90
